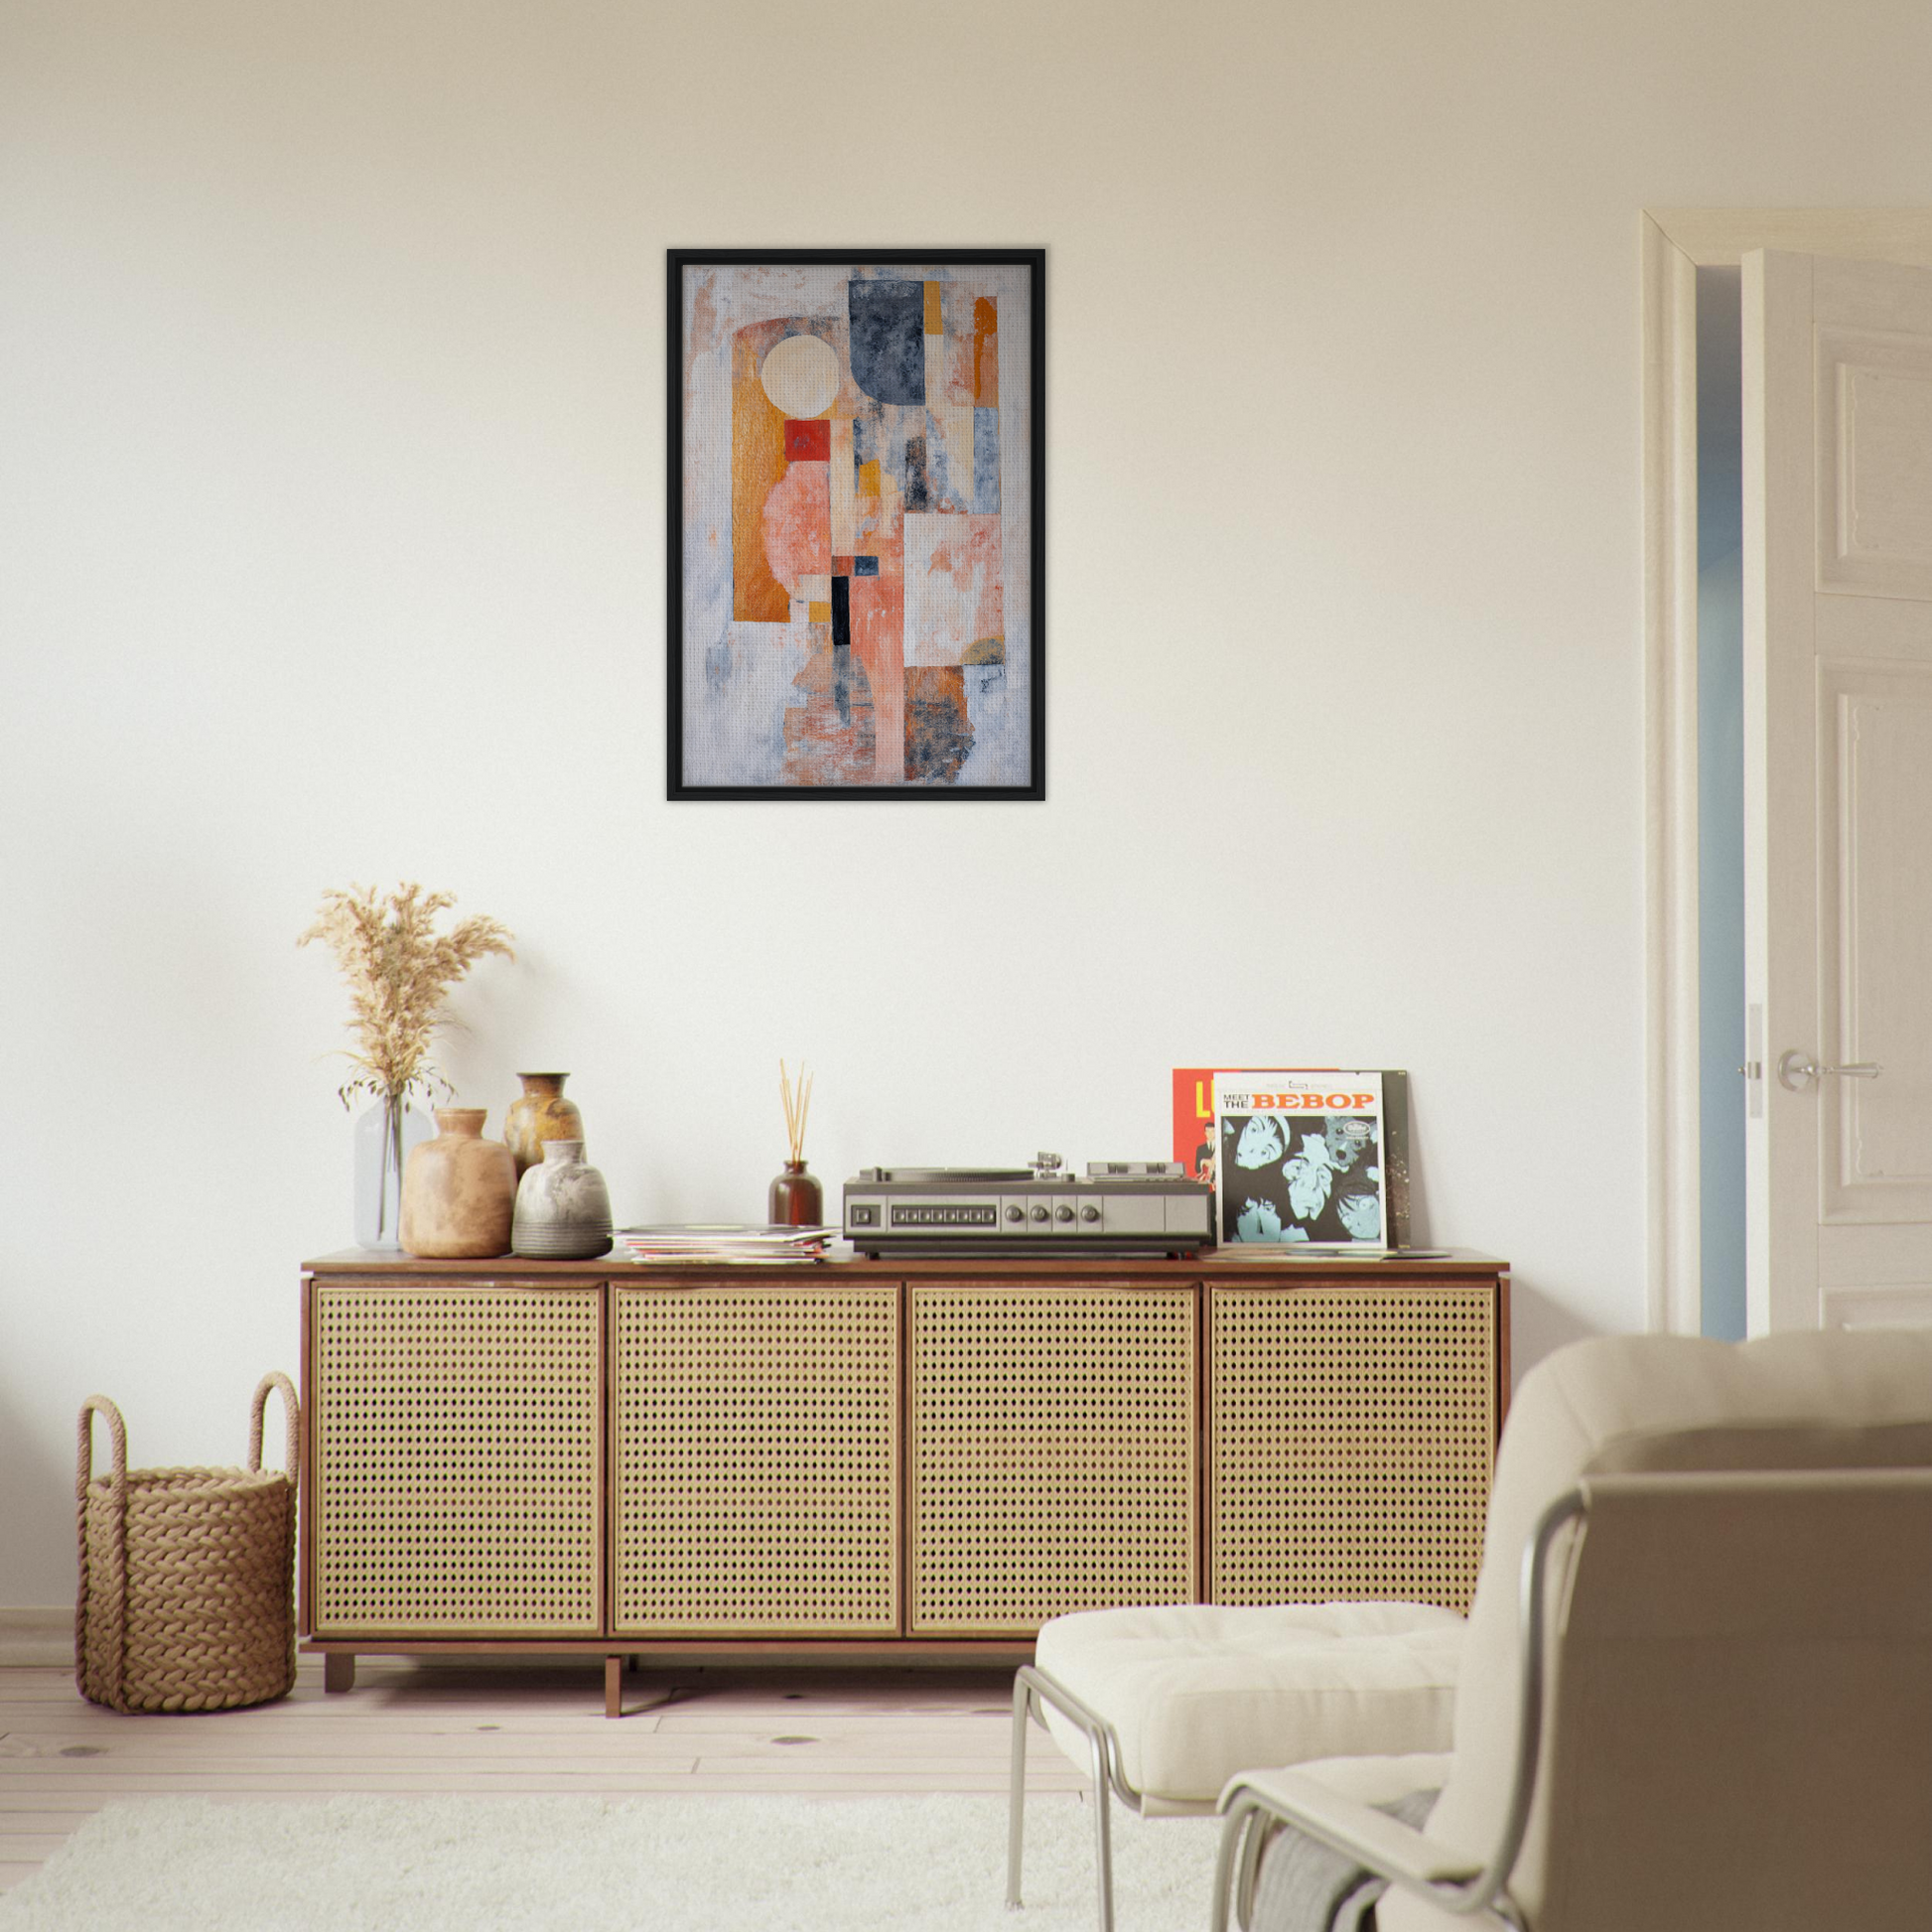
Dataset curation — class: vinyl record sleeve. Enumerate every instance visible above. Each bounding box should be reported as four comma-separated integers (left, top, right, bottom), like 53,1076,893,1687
1172,1067,1411,1248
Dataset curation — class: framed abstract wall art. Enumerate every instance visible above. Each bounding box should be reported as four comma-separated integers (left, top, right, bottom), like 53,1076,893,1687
668,249,1044,799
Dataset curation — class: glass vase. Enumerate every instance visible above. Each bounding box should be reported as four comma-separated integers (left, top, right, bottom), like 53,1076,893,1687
352,1094,432,1250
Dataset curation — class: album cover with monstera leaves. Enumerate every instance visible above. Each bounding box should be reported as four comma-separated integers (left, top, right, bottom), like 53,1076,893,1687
1172,1067,1411,1250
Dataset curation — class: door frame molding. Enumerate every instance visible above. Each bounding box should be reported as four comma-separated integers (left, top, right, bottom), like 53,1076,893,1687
1641,209,1932,1336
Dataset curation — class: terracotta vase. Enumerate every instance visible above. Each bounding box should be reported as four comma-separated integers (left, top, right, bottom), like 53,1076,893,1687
503,1072,586,1178
400,1109,515,1258
512,1141,614,1259
768,1160,824,1227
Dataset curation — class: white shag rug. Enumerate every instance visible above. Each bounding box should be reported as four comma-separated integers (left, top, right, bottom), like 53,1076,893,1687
0,1793,1223,1931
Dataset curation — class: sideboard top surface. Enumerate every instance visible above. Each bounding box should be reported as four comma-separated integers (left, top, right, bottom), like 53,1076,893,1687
305,1247,1507,1282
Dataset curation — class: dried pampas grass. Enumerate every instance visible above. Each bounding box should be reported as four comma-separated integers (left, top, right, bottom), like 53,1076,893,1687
298,883,515,1107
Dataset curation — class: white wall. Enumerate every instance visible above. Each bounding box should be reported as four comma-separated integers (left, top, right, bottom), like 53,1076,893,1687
4,0,1928,1604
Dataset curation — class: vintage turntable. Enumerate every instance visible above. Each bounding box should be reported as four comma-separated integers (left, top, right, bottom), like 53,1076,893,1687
843,1154,1212,1257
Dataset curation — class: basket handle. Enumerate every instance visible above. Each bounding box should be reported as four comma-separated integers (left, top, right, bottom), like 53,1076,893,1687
248,1371,301,1481
74,1395,131,1707
76,1395,127,1504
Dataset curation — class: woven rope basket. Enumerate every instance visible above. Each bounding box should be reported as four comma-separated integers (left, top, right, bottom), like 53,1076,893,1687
75,1373,300,1714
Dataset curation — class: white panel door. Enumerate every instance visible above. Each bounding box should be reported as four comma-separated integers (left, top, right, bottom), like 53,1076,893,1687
1745,250,1932,1331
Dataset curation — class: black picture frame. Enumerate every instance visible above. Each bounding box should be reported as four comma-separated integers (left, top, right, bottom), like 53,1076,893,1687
667,248,1045,800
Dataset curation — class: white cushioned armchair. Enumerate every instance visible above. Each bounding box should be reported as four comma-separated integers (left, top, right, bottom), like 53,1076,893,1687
1213,1327,1932,1932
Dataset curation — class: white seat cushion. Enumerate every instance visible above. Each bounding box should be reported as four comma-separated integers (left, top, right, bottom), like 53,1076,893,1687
1033,1601,1465,1811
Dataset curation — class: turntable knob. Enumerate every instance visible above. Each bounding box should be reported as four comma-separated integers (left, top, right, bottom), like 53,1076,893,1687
1080,1205,1101,1223
1055,1205,1075,1223
1030,1205,1049,1223
1006,1205,1025,1223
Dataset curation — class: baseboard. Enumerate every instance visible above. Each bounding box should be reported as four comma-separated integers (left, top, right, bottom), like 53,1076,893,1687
0,1606,71,1667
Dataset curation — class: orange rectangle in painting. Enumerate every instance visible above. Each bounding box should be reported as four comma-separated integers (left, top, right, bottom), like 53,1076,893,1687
850,574,906,786
905,666,973,784
731,322,791,623
924,281,943,335
972,299,998,406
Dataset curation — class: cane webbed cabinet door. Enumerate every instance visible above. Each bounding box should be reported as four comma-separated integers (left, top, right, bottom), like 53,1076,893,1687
611,1281,900,1635
1208,1281,1495,1612
907,1280,1198,1634
310,1281,604,1636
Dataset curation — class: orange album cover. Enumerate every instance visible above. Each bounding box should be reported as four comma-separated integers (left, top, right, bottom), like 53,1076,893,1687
1172,1067,1335,1182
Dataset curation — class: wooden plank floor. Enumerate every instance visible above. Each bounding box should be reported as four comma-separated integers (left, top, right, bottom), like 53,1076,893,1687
0,1657,1084,1892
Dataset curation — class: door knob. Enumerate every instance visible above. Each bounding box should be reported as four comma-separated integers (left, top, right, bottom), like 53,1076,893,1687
1776,1050,1882,1091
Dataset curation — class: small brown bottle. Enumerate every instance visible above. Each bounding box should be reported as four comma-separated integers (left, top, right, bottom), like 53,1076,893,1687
768,1160,824,1227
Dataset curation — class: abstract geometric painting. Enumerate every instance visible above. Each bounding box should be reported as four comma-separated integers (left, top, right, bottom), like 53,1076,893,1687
668,251,1044,798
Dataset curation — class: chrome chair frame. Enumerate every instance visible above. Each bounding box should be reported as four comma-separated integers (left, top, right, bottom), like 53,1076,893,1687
1007,1662,1172,1932
1208,1489,1587,1932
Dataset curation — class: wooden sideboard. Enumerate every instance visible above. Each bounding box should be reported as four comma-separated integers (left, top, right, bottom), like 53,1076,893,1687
300,1250,1509,1714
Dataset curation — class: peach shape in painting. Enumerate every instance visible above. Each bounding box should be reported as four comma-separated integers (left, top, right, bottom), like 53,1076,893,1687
761,462,832,599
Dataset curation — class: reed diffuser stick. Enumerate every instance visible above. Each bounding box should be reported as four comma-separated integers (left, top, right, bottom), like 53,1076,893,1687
779,1058,812,1164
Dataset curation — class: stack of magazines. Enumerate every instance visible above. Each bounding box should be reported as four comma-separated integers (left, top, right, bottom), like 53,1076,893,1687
613,1224,838,1265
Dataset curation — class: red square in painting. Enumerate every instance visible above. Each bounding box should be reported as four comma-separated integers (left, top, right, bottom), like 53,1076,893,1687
784,419,830,462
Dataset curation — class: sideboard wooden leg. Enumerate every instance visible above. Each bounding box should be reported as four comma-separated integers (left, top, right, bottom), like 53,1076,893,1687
605,1654,622,1719
323,1652,355,1695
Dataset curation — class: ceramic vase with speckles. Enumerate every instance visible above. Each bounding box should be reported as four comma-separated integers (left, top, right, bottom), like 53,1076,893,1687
400,1108,515,1258
512,1141,614,1260
503,1072,586,1178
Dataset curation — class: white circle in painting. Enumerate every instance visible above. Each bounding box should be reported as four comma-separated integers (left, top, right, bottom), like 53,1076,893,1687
760,334,838,417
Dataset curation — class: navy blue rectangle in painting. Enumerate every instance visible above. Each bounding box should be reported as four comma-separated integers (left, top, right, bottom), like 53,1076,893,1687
974,406,1001,514
903,433,930,512
848,280,925,406
831,575,853,724
854,556,880,578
